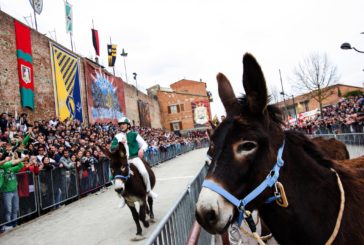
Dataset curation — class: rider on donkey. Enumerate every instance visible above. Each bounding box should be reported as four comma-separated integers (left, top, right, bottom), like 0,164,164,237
110,117,158,208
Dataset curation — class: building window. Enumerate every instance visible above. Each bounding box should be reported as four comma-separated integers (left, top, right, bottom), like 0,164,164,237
168,104,180,114
303,100,309,111
170,121,182,131
180,104,184,111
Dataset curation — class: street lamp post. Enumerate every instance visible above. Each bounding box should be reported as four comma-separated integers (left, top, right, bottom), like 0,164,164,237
340,42,364,53
341,33,364,53
120,49,128,83
133,72,138,97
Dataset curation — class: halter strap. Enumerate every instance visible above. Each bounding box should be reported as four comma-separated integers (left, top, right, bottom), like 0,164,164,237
202,140,285,225
114,173,130,181
114,166,131,181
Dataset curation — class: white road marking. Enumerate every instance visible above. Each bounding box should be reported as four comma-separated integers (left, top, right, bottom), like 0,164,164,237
157,176,195,181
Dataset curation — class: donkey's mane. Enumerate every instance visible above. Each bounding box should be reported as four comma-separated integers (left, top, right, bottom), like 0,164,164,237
285,130,334,168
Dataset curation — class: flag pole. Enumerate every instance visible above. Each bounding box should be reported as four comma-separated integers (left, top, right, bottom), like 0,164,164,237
70,33,74,51
32,0,38,31
66,0,73,51
120,49,128,83
110,37,115,76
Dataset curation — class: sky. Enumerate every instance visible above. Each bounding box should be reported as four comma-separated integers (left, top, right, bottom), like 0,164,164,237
1,0,364,118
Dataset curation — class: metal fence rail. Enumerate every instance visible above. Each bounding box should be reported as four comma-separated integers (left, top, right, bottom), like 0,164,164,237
146,163,212,245
0,141,210,229
145,139,210,167
309,133,364,158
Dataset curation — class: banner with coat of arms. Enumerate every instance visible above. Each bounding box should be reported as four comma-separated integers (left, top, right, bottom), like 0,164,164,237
14,20,34,110
50,43,83,122
191,99,211,128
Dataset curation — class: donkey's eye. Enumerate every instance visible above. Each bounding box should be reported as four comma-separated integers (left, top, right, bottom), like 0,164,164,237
237,142,257,152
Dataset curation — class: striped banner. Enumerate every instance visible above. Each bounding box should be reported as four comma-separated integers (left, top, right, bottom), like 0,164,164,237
50,43,82,122
107,44,117,67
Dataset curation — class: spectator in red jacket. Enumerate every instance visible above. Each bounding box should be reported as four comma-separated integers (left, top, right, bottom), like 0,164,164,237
18,155,40,217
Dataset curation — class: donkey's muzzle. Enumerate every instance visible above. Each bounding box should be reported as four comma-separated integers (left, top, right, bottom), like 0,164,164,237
114,188,124,194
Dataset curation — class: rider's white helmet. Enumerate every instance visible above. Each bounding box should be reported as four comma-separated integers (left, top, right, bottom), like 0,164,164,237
118,117,131,125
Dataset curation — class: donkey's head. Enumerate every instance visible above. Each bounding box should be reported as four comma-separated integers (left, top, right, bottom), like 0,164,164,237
195,53,285,234
109,142,129,194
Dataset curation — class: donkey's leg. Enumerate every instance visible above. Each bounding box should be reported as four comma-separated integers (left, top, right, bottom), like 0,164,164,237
148,196,154,220
139,203,149,228
145,197,150,215
128,205,143,235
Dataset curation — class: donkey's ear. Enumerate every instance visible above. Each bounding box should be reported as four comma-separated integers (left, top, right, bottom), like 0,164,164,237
217,73,240,116
242,53,268,115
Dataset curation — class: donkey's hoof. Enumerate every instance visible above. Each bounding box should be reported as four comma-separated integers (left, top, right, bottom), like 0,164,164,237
149,218,156,223
143,221,150,228
131,235,145,241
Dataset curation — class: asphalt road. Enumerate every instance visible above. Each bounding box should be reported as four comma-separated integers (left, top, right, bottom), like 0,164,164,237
0,148,208,245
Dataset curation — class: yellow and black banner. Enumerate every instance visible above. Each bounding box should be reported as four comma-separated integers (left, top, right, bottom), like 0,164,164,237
107,44,117,67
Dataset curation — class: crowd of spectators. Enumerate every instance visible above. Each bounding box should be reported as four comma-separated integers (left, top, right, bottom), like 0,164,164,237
0,112,209,231
286,95,364,134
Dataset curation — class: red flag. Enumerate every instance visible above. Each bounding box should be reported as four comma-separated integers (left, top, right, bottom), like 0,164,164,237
92,29,100,56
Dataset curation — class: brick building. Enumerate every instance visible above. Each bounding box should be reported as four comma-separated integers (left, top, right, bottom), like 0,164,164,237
0,11,162,128
275,84,364,119
148,79,211,132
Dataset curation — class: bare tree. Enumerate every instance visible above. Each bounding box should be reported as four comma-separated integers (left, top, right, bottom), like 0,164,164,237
292,52,339,119
269,85,280,104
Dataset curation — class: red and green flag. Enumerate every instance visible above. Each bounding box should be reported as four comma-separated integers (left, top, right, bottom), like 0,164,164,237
14,20,34,110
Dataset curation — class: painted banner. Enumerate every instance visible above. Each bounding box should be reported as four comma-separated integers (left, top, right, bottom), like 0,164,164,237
14,20,34,110
191,99,211,128
137,99,151,128
84,60,126,124
65,1,73,34
50,43,82,122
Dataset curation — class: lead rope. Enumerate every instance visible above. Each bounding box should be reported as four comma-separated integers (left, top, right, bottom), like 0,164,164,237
325,168,345,245
228,211,267,245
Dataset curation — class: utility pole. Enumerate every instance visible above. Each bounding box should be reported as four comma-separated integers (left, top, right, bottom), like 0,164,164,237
291,94,298,124
279,69,289,120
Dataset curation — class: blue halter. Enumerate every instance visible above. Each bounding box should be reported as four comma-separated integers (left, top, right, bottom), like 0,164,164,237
202,140,285,225
114,166,131,181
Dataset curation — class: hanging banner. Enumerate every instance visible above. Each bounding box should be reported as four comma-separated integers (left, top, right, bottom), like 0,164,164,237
65,1,73,34
137,100,151,128
84,60,126,124
191,99,211,128
50,43,83,122
107,44,117,67
29,0,43,15
92,29,100,56
14,20,34,110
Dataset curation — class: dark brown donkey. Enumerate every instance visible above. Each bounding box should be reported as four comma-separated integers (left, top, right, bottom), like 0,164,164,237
196,53,364,245
101,142,155,240
312,137,350,160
